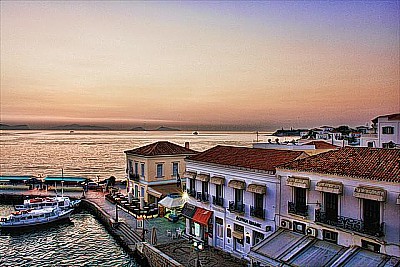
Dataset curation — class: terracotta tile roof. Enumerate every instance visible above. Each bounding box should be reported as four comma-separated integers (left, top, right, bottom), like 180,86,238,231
187,145,305,173
124,141,197,156
280,147,400,183
302,141,339,149
372,113,400,123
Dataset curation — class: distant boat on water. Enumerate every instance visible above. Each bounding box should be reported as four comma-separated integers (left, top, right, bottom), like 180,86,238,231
192,131,199,135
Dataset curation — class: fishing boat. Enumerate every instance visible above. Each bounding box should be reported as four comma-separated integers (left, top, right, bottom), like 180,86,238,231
14,196,81,211
0,207,73,229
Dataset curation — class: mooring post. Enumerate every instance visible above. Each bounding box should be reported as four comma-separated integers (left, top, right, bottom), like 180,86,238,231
115,204,119,222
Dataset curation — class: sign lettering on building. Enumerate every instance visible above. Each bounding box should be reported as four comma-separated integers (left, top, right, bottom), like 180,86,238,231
235,216,262,228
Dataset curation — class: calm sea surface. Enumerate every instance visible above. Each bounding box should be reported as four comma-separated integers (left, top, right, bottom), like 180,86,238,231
0,205,138,267
0,130,291,180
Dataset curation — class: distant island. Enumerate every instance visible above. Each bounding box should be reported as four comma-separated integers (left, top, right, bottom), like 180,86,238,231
50,124,111,130
0,123,30,130
129,126,180,131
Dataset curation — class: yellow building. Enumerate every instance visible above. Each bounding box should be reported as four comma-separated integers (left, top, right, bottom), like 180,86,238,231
124,141,197,204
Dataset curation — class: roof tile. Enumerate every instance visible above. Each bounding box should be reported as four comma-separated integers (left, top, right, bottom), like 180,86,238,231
124,141,197,156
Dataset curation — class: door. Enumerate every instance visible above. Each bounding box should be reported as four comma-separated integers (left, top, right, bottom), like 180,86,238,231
324,192,338,222
235,189,243,210
363,199,380,231
294,187,306,213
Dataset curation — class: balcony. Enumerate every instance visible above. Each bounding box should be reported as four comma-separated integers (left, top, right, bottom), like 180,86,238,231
187,188,197,198
315,209,385,237
128,173,140,181
228,201,245,214
212,196,224,207
250,206,265,220
196,192,209,202
288,201,308,217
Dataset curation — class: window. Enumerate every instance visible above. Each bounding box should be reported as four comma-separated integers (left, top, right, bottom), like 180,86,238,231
254,193,264,210
128,160,133,174
324,192,338,222
363,199,380,231
134,162,139,175
253,230,265,246
202,181,208,194
367,141,374,148
362,240,381,253
172,162,179,177
382,142,395,148
323,230,338,244
382,126,394,134
141,163,145,177
156,163,164,178
140,187,144,197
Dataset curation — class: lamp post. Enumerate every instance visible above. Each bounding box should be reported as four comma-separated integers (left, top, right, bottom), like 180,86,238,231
192,241,203,267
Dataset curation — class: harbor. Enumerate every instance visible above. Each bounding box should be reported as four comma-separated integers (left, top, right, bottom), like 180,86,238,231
0,186,248,267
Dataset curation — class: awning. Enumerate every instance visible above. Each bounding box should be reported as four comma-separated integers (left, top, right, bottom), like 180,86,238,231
315,180,343,194
286,177,310,189
158,195,185,209
181,203,197,219
147,184,182,199
183,171,196,179
247,184,267,194
44,176,87,183
232,231,244,240
210,176,225,185
353,186,386,202
196,173,210,182
0,175,34,181
192,207,212,225
228,180,246,190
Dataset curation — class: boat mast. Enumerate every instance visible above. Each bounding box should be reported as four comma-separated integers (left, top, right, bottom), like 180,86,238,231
61,168,64,198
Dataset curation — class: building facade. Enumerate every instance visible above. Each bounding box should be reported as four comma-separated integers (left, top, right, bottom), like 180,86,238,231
372,113,400,148
276,147,400,257
182,145,307,259
124,141,197,204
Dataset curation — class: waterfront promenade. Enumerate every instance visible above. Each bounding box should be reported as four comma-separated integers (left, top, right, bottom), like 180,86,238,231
0,188,249,267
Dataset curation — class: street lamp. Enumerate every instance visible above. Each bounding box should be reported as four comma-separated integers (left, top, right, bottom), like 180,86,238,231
192,241,204,267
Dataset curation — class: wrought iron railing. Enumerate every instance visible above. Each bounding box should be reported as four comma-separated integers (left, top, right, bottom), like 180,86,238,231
187,188,197,198
250,206,265,220
288,201,308,217
315,209,385,237
228,201,245,214
129,173,140,181
196,192,209,202
212,196,224,207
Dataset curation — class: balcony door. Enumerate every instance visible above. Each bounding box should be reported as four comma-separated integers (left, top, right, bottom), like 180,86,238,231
324,192,338,221
363,199,380,231
216,184,223,198
294,187,306,211
235,189,243,209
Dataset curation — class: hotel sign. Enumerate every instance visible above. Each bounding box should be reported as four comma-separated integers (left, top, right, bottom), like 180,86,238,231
235,216,262,228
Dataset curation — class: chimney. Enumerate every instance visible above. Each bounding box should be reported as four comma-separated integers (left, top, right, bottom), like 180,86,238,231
185,142,190,149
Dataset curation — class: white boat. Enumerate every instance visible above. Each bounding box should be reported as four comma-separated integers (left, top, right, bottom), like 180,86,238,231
0,207,73,229
14,196,81,211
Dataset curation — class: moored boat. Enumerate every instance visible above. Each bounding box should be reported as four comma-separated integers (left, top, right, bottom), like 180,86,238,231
0,207,73,229
15,196,81,211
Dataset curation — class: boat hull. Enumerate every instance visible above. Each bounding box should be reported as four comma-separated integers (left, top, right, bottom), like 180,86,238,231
0,209,73,230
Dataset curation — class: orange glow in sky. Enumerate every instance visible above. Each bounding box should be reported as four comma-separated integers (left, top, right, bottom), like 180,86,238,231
1,2,399,130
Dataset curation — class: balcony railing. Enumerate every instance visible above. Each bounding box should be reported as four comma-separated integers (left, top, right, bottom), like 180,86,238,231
288,201,308,217
228,201,245,214
196,192,209,202
250,206,265,220
129,173,140,181
212,196,224,207
187,188,197,198
315,209,385,237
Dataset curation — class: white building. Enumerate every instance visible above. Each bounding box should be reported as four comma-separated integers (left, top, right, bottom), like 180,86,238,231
274,147,400,258
181,145,307,259
372,113,400,148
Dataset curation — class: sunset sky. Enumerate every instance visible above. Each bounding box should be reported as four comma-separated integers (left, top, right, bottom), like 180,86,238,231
1,1,399,130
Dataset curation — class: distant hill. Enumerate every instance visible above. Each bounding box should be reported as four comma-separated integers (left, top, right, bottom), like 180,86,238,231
50,124,111,130
154,126,180,131
0,124,30,130
130,126,146,131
